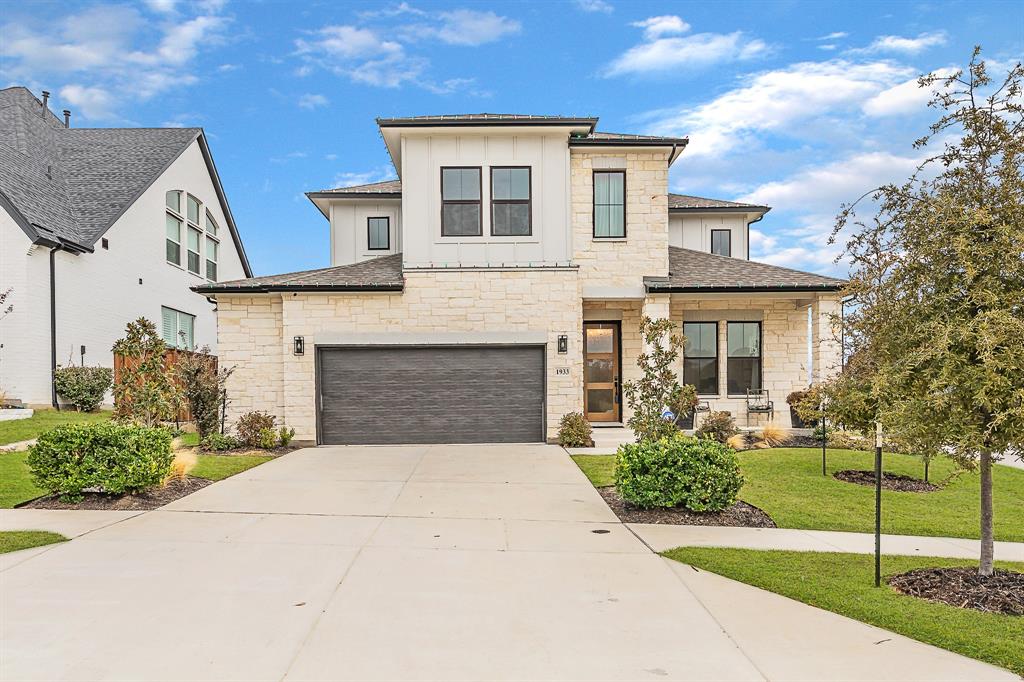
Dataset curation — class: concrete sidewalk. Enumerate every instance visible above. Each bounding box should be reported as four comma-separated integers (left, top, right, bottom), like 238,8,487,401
630,523,1024,561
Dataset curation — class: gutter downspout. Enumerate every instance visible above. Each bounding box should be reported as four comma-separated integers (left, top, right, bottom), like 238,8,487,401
49,245,60,410
746,212,766,261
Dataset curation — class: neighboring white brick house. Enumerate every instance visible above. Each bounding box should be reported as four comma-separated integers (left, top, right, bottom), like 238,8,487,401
198,114,844,445
0,87,251,407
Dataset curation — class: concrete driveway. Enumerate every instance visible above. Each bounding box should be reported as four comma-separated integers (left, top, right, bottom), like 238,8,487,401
1,445,1015,681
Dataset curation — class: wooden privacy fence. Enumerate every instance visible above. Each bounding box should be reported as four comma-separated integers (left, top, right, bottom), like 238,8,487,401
113,348,218,423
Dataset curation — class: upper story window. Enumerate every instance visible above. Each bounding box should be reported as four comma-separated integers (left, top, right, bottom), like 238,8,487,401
186,195,201,225
683,322,719,396
165,191,183,266
441,167,482,236
205,211,219,281
712,229,731,257
593,170,625,238
367,217,390,250
727,321,761,395
490,167,531,236
161,305,195,349
187,225,202,274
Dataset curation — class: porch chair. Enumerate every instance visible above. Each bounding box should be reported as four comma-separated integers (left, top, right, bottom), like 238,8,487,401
692,400,711,430
745,389,774,427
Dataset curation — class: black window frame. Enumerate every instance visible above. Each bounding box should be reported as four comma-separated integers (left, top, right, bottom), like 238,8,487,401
682,321,719,396
489,166,532,237
367,216,391,251
592,170,626,239
440,166,482,237
711,229,732,257
726,321,763,396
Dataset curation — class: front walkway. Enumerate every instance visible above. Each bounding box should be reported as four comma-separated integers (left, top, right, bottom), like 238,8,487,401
1,445,1015,681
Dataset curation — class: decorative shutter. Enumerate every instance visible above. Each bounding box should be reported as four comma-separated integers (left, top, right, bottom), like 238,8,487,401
161,307,175,346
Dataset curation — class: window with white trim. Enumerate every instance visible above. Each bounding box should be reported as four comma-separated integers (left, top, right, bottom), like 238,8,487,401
161,306,195,349
165,190,183,265
205,210,219,281
187,226,202,274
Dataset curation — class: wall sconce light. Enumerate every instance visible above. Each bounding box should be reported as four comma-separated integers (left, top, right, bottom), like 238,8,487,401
557,335,568,354
293,336,304,356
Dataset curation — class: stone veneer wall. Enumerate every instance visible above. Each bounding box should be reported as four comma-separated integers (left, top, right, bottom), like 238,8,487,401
218,269,583,443
571,150,670,290
582,300,643,424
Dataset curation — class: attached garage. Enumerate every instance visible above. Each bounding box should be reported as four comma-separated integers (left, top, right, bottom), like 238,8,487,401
316,345,546,445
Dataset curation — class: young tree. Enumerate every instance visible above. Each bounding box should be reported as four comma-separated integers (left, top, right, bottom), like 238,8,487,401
173,346,232,439
111,318,179,427
623,317,698,442
832,49,1024,576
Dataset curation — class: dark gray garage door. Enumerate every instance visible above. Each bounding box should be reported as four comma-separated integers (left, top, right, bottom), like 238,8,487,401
316,345,545,445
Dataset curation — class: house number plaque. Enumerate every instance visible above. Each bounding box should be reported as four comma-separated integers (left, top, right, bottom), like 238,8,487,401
555,367,570,375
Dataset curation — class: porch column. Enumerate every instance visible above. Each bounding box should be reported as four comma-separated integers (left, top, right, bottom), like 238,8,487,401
811,295,842,383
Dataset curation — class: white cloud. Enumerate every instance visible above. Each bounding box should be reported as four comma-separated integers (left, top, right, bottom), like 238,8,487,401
431,10,521,46
295,25,421,88
631,15,689,40
816,31,848,41
297,93,329,109
862,68,956,117
59,84,116,119
606,19,768,76
856,31,947,55
144,0,178,13
330,166,397,189
574,0,613,13
217,63,239,72
643,60,911,157
818,44,838,51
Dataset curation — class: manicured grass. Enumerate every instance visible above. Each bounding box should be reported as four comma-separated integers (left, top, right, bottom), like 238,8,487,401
0,409,111,445
177,431,201,447
570,448,1024,541
191,454,273,481
664,547,1024,676
0,451,45,508
0,530,68,554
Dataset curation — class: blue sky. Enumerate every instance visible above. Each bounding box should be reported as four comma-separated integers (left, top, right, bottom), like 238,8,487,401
2,0,1021,277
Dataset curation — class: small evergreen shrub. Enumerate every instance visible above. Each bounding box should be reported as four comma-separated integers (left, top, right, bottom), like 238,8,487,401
201,432,240,451
236,411,275,447
53,366,112,412
278,426,295,447
694,411,739,443
614,432,743,511
558,412,592,447
27,422,173,502
256,427,278,449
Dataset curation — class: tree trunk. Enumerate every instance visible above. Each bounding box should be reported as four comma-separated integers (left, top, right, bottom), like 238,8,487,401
979,449,994,577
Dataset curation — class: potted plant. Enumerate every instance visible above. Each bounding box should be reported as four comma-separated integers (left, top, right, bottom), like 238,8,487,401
786,388,811,428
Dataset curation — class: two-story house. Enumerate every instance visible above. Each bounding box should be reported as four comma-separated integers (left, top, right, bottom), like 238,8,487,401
196,114,843,445
0,87,251,407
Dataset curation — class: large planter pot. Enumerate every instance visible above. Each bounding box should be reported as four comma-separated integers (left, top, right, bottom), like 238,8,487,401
677,412,695,429
789,406,808,429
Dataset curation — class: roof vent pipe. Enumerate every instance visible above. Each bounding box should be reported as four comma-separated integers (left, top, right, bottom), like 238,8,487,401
63,110,71,128
41,90,50,116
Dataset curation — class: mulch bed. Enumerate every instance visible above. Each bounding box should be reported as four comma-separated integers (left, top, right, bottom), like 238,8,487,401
597,486,776,528
888,567,1024,616
834,469,939,492
19,476,213,511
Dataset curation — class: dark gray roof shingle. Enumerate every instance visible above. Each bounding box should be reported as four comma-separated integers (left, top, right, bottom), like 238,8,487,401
377,114,597,128
645,247,845,292
195,253,404,293
311,179,402,195
569,131,689,146
668,193,769,212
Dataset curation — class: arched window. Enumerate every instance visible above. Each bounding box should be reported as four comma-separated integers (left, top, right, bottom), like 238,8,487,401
165,191,183,265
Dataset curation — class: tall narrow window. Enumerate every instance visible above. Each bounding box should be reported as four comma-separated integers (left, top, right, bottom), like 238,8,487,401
683,322,719,395
593,170,625,238
441,167,481,236
205,210,218,237
187,226,202,274
711,229,732,257
727,322,762,395
491,167,531,236
186,195,201,225
161,306,195,349
166,190,181,214
165,213,182,265
367,217,390,250
205,236,218,281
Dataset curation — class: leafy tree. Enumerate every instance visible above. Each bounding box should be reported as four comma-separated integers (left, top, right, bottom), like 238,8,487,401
173,346,232,439
111,318,179,427
831,49,1024,576
623,317,699,442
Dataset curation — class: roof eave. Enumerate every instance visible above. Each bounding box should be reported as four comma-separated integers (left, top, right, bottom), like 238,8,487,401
193,282,405,295
669,206,771,215
569,139,689,147
305,191,402,200
645,284,845,294
376,117,598,131
197,132,254,278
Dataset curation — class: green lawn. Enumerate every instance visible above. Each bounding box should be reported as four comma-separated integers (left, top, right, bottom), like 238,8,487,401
664,547,1024,676
0,409,111,445
0,530,68,554
191,454,273,481
177,432,201,447
571,448,1024,541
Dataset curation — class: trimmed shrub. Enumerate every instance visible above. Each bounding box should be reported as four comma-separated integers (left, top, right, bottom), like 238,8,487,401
558,412,593,447
256,427,278,449
27,422,173,502
694,410,739,443
201,432,240,451
236,411,275,447
615,432,743,511
54,365,112,412
278,426,295,447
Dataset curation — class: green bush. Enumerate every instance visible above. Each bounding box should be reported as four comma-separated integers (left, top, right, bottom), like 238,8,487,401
53,366,112,412
557,412,592,447
27,422,173,502
278,426,295,447
236,411,275,447
694,410,739,443
256,427,278,449
615,432,743,511
200,432,240,451
173,347,231,439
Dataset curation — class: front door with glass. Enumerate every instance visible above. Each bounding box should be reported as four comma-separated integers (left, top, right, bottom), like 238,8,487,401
583,322,620,422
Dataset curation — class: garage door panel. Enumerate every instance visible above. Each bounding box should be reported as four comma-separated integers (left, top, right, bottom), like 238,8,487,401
318,346,544,445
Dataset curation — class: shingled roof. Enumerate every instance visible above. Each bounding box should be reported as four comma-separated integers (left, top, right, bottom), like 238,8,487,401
308,179,402,197
0,87,251,274
377,114,598,129
569,131,689,147
644,247,845,293
194,253,404,294
668,193,769,213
